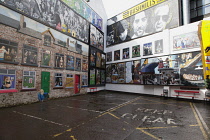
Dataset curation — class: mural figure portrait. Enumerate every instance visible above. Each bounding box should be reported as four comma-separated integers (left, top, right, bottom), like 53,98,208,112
55,77,62,87
2,76,14,89
0,46,9,60
117,19,131,43
132,11,148,39
153,4,172,32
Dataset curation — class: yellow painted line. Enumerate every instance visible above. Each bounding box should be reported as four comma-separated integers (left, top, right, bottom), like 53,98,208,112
190,102,208,140
108,112,120,119
53,133,63,137
189,124,199,127
137,126,178,130
70,135,77,140
140,130,161,140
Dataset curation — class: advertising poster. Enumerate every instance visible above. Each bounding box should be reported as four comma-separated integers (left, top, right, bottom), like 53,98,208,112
155,39,163,54
41,50,51,67
114,50,120,61
66,74,74,88
106,64,112,83
143,42,153,56
66,55,74,70
101,70,105,84
173,31,200,51
90,48,96,67
0,38,18,63
96,69,101,85
82,75,88,87
89,68,95,85
107,0,179,46
132,45,140,58
123,48,130,59
101,54,106,68
96,52,101,68
133,60,141,83
126,61,133,83
82,57,88,72
75,58,81,71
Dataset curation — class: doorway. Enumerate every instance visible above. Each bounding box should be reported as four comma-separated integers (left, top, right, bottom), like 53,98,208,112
41,71,50,93
74,75,80,94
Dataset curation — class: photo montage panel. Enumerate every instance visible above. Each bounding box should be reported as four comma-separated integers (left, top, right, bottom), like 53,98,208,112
0,0,89,43
123,47,130,59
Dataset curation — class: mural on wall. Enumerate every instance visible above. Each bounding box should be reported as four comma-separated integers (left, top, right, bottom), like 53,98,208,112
101,54,106,68
0,69,16,89
0,38,18,63
66,55,74,70
0,0,89,43
143,42,153,56
41,50,51,67
90,48,96,67
106,64,112,83
173,31,200,51
66,74,74,88
132,45,140,58
89,68,95,85
106,52,112,62
90,24,104,51
55,53,64,68
96,69,101,85
107,0,179,46
155,39,163,54
114,50,120,61
123,48,130,59
22,45,38,65
75,58,81,71
23,71,36,89
101,70,105,84
61,0,103,30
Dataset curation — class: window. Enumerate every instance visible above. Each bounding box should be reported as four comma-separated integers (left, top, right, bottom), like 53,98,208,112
0,38,18,63
54,73,63,87
55,53,64,68
66,55,74,70
41,49,51,67
22,45,38,66
75,58,81,71
82,75,88,87
0,69,16,89
66,74,74,88
43,35,51,47
22,71,36,89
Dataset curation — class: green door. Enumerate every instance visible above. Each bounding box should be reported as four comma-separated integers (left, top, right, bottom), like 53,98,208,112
41,72,50,93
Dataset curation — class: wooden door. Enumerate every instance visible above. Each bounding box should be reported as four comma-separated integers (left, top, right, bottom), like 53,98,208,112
41,71,50,93
74,75,80,94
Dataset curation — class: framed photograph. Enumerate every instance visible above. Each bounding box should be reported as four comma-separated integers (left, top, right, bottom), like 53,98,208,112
143,42,152,56
123,48,130,59
114,50,120,61
106,52,112,62
132,45,140,58
155,39,163,54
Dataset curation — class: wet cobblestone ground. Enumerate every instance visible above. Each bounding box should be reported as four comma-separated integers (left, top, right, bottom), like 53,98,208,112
0,91,209,140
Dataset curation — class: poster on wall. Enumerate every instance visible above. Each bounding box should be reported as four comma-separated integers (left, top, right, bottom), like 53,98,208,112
96,69,101,85
66,55,74,70
82,57,88,72
41,50,51,67
90,24,104,51
101,70,105,84
0,38,18,63
123,48,130,59
0,0,89,43
66,74,74,88
143,42,153,56
101,54,106,69
75,58,81,71
173,31,200,51
107,52,112,62
125,61,133,83
0,69,16,89
96,52,101,68
89,68,95,85
90,48,96,67
155,39,163,54
114,50,120,61
117,63,125,83
106,0,179,46
90,25,97,47
106,64,112,83
22,45,38,66
111,63,119,83
55,53,64,68
132,45,140,58
133,60,141,83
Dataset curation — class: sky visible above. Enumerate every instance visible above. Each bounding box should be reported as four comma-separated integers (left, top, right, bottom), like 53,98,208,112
101,0,146,18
